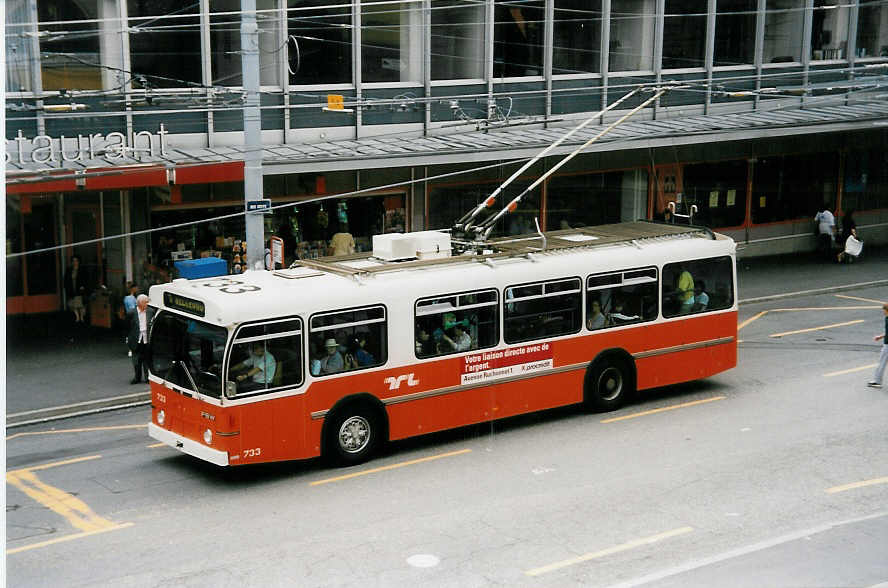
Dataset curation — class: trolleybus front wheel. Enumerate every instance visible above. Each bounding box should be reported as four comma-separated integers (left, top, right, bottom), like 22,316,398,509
325,403,382,466
584,354,635,412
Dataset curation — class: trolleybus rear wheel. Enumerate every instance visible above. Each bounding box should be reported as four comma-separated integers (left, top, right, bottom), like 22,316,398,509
327,406,380,466
584,355,634,412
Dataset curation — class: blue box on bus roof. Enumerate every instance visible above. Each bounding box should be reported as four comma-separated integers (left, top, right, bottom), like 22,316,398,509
174,257,228,279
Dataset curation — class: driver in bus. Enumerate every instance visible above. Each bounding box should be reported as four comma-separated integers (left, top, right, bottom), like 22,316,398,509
230,342,276,392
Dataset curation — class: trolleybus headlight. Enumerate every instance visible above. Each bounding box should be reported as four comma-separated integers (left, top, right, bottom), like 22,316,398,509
203,428,213,445
157,410,165,425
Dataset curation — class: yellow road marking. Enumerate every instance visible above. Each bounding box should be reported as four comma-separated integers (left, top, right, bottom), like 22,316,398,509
826,477,888,494
6,523,135,555
147,442,166,448
6,454,133,550
600,397,725,424
770,319,864,338
824,363,878,377
738,310,768,331
524,527,694,576
6,423,148,441
310,448,472,486
770,306,880,311
835,294,886,305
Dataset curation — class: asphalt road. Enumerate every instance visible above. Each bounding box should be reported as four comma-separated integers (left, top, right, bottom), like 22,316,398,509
6,286,888,587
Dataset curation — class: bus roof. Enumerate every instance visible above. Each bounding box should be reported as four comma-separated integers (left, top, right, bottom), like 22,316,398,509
149,221,734,326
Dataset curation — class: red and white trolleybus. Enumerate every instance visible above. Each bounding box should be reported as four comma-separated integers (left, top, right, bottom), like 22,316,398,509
147,221,737,466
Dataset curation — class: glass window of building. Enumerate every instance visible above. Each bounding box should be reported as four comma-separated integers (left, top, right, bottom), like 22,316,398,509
843,147,888,213
128,0,202,88
855,2,888,59
6,0,34,92
429,180,541,238
494,0,545,77
547,169,647,230
662,0,706,69
287,0,353,85
362,0,423,83
763,0,805,64
37,0,107,91
212,0,280,86
431,0,485,80
553,0,603,75
714,0,756,66
752,152,838,224
608,0,656,72
810,0,851,61
682,160,748,228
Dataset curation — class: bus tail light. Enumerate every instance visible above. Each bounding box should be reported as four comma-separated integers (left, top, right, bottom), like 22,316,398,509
157,409,166,426
203,428,213,445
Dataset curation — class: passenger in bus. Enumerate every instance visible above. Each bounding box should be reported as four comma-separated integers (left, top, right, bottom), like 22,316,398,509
231,342,276,392
320,338,345,374
416,325,438,357
441,324,472,352
587,300,606,330
608,300,640,325
692,281,709,312
350,333,376,366
676,269,695,314
309,340,322,376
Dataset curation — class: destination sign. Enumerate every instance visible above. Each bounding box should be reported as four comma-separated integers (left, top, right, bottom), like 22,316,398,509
164,292,206,317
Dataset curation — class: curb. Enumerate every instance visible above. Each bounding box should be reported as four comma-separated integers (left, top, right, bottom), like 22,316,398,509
7,392,151,429
8,280,888,429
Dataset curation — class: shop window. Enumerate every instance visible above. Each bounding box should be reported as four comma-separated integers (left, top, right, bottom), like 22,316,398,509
855,3,888,59
429,181,540,238
662,0,706,70
715,0,757,66
553,0,602,75
128,0,202,88
309,306,387,377
764,0,805,64
810,0,851,61
608,0,655,72
752,152,838,224
212,0,280,86
494,0,544,77
843,148,888,213
288,0,353,85
38,0,106,91
228,318,304,397
682,160,748,228
431,0,485,80
547,170,640,230
6,199,24,297
504,278,582,344
586,268,658,330
362,0,422,83
415,290,498,358
662,257,734,319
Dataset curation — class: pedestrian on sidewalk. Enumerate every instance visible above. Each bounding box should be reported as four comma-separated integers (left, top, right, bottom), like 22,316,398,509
127,294,155,384
814,204,836,261
867,302,888,388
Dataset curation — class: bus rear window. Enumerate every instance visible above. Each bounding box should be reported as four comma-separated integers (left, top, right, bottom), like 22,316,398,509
662,256,734,318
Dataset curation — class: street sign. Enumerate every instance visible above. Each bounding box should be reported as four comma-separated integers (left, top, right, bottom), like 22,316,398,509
246,199,272,214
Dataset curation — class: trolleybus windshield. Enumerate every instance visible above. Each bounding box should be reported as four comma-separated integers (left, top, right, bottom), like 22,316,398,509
150,311,228,398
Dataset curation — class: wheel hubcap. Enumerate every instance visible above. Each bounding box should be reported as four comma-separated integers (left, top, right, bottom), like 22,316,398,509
598,367,623,401
339,415,371,454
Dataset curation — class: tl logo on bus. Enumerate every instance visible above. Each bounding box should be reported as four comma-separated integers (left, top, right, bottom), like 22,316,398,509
384,373,419,390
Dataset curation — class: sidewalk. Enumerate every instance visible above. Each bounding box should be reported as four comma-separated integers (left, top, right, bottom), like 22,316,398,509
6,246,887,427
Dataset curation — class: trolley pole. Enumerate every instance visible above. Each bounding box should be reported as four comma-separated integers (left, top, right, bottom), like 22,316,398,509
241,0,264,270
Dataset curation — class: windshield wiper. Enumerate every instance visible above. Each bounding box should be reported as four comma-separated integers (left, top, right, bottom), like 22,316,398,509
171,359,200,392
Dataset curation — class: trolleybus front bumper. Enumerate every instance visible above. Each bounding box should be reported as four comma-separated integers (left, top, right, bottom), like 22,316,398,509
148,422,229,466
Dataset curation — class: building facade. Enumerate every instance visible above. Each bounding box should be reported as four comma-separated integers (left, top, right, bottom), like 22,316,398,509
6,0,888,318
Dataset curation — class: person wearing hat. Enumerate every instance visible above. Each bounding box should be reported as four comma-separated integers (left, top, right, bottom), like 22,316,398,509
320,337,344,375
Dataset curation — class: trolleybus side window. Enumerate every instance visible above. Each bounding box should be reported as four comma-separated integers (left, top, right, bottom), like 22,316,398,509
504,277,582,344
150,311,228,398
586,267,659,330
309,305,387,376
227,318,303,397
662,256,734,318
415,289,498,358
